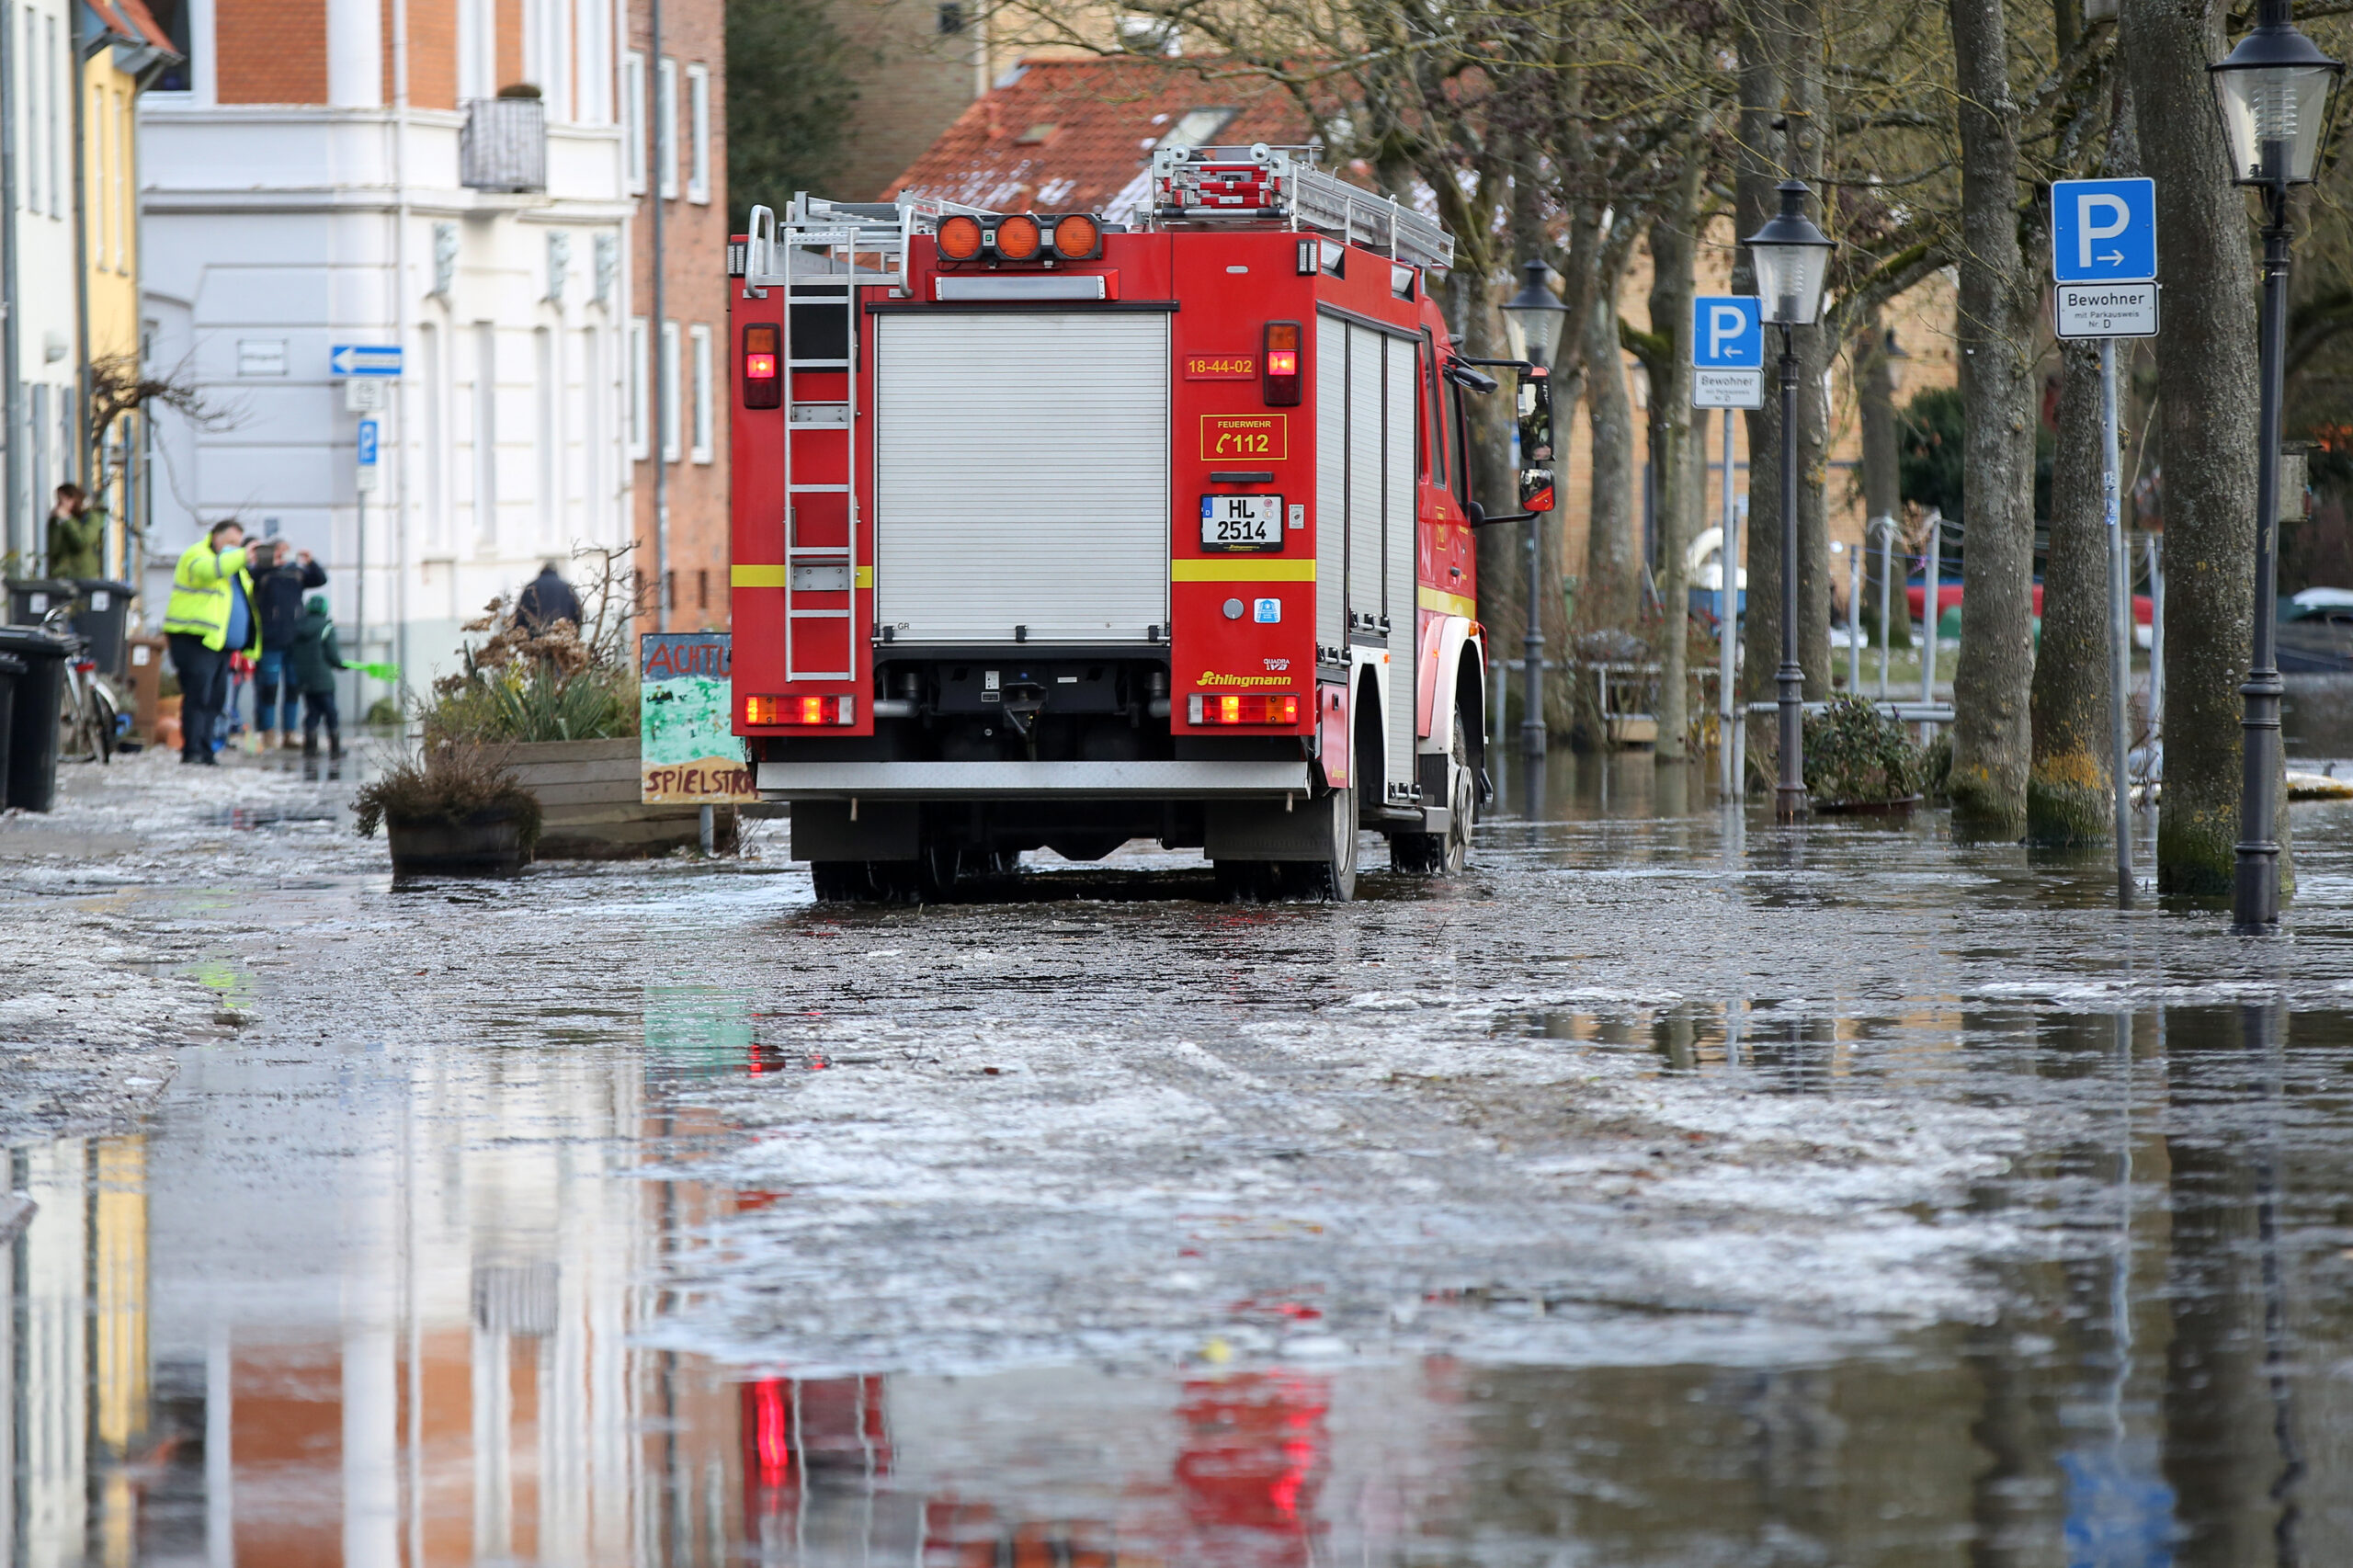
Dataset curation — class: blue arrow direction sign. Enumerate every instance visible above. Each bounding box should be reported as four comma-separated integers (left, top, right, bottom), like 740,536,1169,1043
2052,178,2156,284
330,344,404,377
1692,297,1762,368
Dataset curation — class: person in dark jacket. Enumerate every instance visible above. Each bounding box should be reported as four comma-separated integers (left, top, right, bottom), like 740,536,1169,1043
289,593,347,757
516,562,583,632
249,541,327,748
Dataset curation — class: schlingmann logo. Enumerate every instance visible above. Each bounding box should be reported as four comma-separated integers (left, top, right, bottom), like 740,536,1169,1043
1197,670,1292,687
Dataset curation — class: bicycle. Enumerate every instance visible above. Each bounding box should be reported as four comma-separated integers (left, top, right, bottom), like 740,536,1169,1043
38,604,121,765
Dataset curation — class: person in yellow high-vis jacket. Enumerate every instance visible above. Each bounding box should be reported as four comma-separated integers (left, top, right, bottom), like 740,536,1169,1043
163,520,257,765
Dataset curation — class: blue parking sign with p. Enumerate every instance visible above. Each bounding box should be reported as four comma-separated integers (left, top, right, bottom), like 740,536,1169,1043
2052,178,2156,284
1692,297,1762,368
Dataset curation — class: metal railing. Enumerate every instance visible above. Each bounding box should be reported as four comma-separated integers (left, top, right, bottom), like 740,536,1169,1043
460,97,547,193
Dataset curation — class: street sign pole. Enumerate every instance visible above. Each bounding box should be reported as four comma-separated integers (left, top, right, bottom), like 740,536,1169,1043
355,417,379,732
2103,338,2132,904
1692,297,1762,800
1719,405,1741,801
2054,176,2158,905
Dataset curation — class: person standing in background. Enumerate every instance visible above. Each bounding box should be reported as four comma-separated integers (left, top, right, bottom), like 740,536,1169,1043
290,593,348,758
517,562,584,632
46,484,104,581
249,540,327,750
162,521,259,766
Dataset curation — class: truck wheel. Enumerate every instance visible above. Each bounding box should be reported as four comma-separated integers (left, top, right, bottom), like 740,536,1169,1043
1279,785,1358,901
1392,712,1473,875
809,861,867,902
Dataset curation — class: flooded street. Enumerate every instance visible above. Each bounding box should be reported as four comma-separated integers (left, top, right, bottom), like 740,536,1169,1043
8,735,2353,1564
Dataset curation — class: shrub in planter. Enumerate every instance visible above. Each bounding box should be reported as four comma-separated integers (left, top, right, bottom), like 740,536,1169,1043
1803,694,1925,809
355,746,543,874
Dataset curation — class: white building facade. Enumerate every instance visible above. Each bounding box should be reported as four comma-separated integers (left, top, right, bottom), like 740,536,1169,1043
5,0,87,565
138,0,635,699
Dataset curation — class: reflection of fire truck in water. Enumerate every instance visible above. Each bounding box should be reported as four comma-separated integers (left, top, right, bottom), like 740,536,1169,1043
727,145,1556,902
737,1370,1332,1566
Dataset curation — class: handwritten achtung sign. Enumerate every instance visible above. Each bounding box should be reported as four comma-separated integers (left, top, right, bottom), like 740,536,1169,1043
640,632,759,804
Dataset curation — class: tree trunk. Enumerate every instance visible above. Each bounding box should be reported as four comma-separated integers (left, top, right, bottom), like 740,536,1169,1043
2123,0,2270,896
1943,0,2041,838
1855,306,1911,650
1782,0,1833,702
1733,0,1783,719
2028,342,2113,844
1581,228,1641,633
1647,175,1703,761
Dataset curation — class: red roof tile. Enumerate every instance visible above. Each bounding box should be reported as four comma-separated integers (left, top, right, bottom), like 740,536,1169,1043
884,56,1317,220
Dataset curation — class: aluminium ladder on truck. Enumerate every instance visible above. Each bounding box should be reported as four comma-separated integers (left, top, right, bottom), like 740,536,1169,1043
744,195,1001,681
1145,145,1455,271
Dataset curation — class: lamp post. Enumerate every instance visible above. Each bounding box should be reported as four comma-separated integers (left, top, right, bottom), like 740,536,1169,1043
1741,180,1836,822
1503,258,1570,761
2211,0,2343,931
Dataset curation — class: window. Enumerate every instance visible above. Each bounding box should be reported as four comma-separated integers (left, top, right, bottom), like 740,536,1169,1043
686,63,710,204
660,320,682,462
655,56,677,200
688,324,712,462
473,324,499,551
147,0,191,90
536,327,556,541
113,90,130,269
698,568,709,608
621,52,646,193
1420,332,1445,488
25,12,40,215
46,15,61,218
937,2,963,30
628,316,650,459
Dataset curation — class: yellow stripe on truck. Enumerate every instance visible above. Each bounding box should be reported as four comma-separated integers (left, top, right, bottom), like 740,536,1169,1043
1417,585,1476,619
1171,560,1317,583
731,565,872,588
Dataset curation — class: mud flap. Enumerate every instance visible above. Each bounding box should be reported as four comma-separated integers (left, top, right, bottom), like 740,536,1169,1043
1205,792,1343,861
790,801,921,861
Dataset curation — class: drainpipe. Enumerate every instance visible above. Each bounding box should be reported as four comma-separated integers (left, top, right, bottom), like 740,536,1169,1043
392,0,411,703
649,0,667,631
1,0,22,569
72,23,90,530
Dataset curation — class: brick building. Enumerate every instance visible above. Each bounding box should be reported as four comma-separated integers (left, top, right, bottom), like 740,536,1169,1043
621,0,727,630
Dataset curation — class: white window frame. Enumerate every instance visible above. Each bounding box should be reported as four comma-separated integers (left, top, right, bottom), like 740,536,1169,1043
686,62,710,204
660,319,682,462
688,324,712,462
628,316,650,460
621,51,646,193
655,56,678,200
25,10,40,216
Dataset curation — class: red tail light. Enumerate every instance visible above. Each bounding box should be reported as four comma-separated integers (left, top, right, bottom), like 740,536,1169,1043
1262,321,1302,407
742,323,781,409
745,694,856,726
1188,692,1300,725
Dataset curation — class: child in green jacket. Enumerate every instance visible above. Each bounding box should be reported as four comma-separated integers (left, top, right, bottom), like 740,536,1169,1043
289,594,347,756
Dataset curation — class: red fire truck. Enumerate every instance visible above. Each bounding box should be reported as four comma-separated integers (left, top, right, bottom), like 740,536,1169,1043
727,145,1554,902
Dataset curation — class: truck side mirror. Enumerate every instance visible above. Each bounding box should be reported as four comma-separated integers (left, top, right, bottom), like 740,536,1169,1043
1518,369,1556,515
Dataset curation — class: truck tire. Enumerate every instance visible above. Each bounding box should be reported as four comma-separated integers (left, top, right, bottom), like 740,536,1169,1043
1212,785,1358,902
809,860,926,903
1392,712,1472,875
1279,784,1358,901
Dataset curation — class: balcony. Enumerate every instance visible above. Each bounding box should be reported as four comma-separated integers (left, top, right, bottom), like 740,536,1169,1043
461,97,547,193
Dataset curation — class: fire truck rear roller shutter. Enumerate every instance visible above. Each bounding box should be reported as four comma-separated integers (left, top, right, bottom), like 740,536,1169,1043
874,312,1171,643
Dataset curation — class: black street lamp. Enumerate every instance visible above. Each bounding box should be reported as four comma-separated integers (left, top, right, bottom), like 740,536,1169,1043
1741,180,1836,822
1503,259,1569,761
2212,0,2343,930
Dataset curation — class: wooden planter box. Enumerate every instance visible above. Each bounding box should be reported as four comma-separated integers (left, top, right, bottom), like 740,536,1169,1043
468,738,732,859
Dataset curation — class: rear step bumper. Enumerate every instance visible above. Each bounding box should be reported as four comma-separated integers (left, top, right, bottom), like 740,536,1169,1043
756,759,1313,801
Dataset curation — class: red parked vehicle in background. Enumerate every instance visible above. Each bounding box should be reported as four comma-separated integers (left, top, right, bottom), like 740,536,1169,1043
727,146,1553,901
